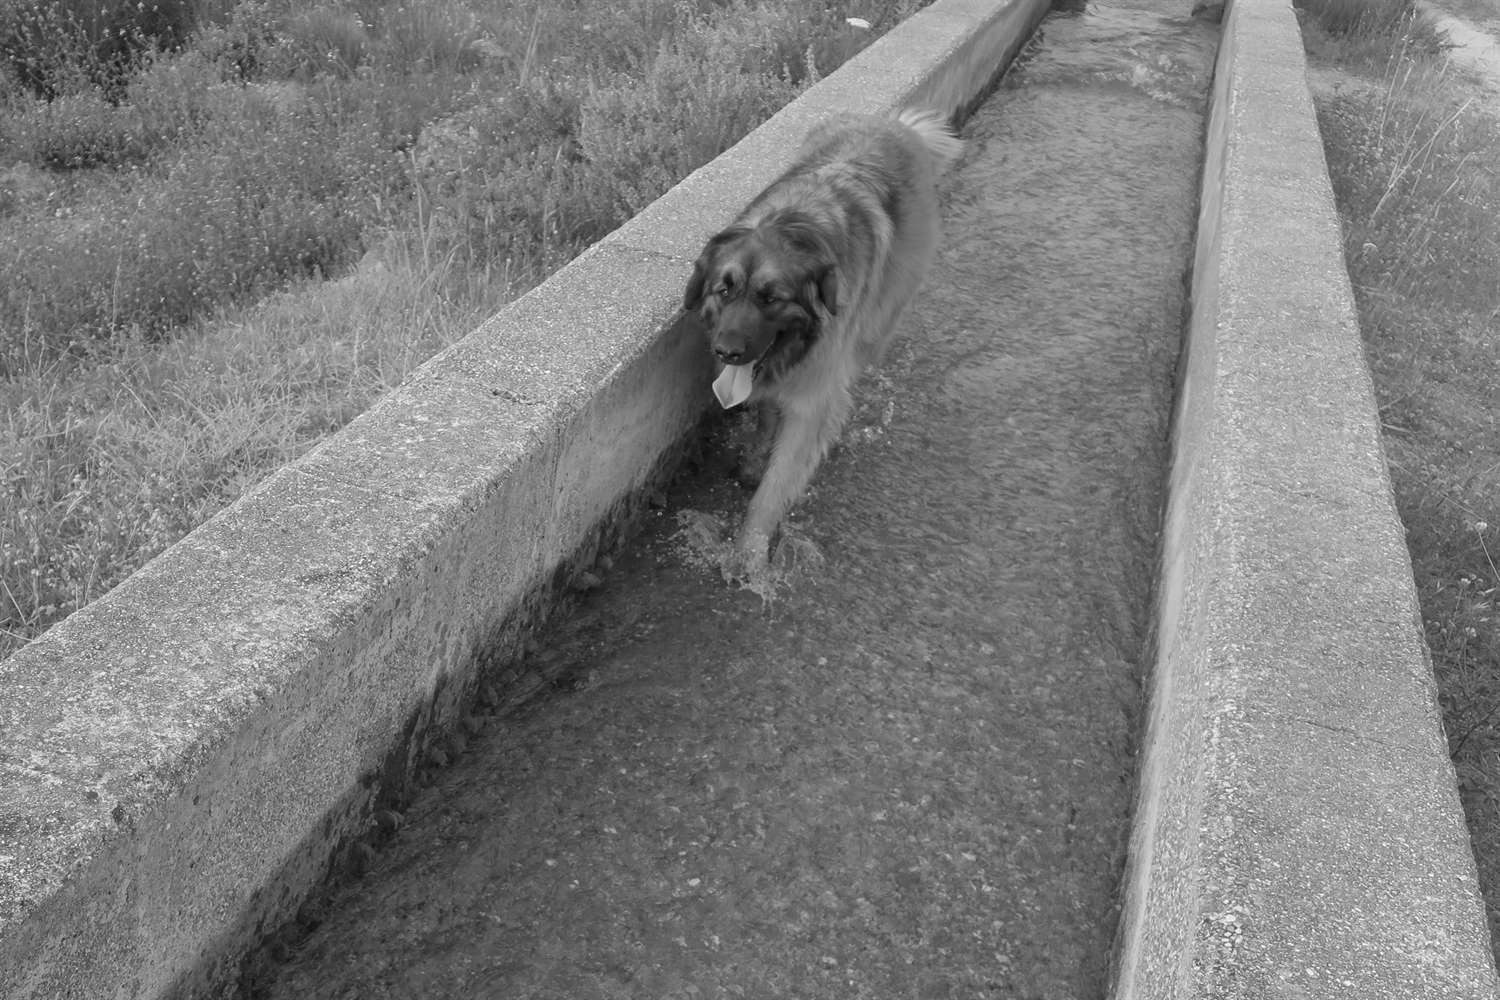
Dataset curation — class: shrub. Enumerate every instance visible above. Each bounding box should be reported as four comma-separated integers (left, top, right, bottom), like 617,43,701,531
0,62,480,367
2,49,238,170
21,89,150,167
0,0,200,98
375,1,483,74
126,49,240,140
191,0,294,82
419,0,882,277
0,0,98,98
1,0,913,369
0,85,409,364
578,47,798,219
283,5,371,79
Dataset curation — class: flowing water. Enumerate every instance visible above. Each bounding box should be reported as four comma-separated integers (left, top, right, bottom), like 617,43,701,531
250,3,1218,996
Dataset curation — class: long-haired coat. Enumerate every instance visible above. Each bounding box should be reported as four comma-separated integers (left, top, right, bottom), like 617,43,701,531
683,109,964,573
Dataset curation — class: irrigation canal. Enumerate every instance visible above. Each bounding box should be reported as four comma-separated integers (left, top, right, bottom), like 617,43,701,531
249,2,1219,995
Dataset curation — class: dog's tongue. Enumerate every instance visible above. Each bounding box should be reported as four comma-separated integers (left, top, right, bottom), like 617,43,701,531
712,363,755,409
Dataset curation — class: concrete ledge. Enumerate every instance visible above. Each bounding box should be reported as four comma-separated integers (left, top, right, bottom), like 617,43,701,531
1109,0,1500,996
0,1,1048,997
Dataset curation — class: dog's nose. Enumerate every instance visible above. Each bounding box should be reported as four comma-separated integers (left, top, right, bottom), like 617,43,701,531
714,346,747,364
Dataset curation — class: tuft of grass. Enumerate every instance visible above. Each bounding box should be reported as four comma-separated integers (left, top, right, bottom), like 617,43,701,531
1305,0,1500,963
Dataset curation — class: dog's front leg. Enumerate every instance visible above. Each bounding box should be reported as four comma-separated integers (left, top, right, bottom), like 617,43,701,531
735,401,781,488
732,389,850,570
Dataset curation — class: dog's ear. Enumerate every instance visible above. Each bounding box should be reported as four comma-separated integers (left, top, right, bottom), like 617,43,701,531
815,266,839,316
684,227,748,310
683,255,709,311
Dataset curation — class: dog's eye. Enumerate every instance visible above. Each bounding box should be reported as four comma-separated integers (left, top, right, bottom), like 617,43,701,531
756,289,778,306
716,284,732,299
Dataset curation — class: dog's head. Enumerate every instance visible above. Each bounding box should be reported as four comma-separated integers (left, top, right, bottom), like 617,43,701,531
682,211,840,376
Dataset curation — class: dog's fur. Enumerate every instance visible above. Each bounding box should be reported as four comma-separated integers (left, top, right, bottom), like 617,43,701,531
683,109,963,570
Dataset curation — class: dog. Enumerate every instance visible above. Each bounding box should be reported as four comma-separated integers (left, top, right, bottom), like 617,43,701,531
682,108,964,574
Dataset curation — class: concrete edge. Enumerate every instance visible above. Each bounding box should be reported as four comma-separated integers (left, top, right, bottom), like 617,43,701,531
1109,0,1500,996
0,1,1050,997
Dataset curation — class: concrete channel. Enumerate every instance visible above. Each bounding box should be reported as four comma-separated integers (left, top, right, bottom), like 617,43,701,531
1,0,1496,996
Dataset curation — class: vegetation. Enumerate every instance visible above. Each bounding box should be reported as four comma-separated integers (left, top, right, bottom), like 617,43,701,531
0,0,929,658
1300,0,1500,960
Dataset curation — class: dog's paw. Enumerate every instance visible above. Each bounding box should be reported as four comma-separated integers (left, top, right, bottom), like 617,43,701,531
722,530,772,584
770,530,824,574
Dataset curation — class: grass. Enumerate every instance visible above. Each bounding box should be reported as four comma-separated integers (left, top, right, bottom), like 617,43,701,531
0,0,931,658
1300,0,1500,962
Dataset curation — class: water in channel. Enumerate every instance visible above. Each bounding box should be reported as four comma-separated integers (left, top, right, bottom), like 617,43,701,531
252,3,1218,996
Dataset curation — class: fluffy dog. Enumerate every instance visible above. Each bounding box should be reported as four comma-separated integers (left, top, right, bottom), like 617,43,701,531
682,108,964,572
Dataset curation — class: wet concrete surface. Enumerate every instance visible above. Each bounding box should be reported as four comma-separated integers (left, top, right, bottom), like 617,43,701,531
248,3,1217,996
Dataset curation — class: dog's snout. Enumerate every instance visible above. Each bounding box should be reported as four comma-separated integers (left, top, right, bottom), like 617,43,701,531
712,316,766,365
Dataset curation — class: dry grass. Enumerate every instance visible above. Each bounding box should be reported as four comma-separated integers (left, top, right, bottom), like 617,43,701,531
0,232,486,652
1303,0,1500,961
0,0,931,658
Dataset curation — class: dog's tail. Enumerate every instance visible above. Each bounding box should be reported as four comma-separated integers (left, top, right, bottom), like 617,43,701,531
897,108,964,173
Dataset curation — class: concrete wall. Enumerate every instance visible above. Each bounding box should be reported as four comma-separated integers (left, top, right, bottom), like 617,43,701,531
0,1,1049,997
1107,0,1500,995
